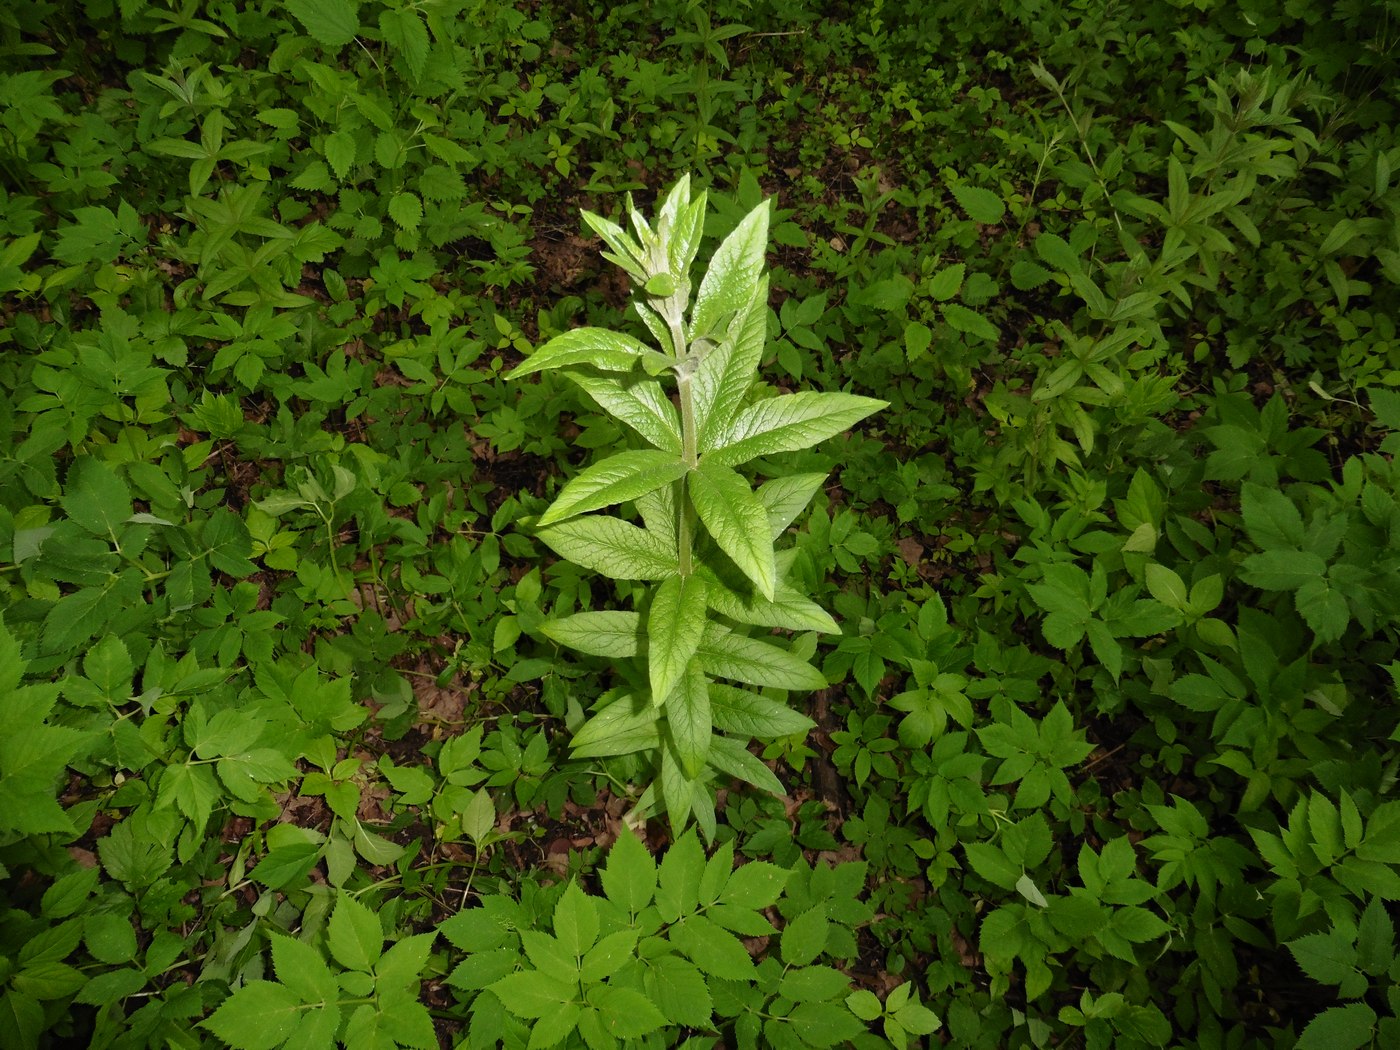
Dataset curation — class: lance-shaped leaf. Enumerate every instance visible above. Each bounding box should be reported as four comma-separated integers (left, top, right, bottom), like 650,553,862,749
756,473,828,538
705,576,839,634
568,372,682,453
693,277,768,448
688,460,775,601
636,483,678,542
708,735,786,796
703,392,888,467
697,624,826,691
692,199,771,344
536,516,677,580
710,684,816,739
659,739,697,835
648,575,709,707
667,658,712,777
573,693,661,758
541,611,642,658
506,328,651,379
538,450,687,527
581,210,646,282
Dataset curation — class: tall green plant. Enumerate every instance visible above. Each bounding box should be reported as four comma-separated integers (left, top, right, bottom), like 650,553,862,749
507,176,885,835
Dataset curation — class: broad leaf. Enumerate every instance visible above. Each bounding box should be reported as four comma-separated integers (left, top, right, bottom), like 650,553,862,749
538,450,686,526
703,392,886,467
286,0,360,48
327,893,382,972
567,372,682,453
541,611,642,658
691,199,770,343
648,575,708,706
202,982,303,1050
698,625,826,691
536,516,677,580
506,328,652,379
666,659,712,777
707,735,786,796
692,278,768,449
601,830,657,915
709,684,814,739
689,461,775,600
756,473,828,538
572,693,662,758
705,575,839,634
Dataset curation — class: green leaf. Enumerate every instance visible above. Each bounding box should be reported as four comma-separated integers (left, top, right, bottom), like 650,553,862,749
589,986,668,1039
327,893,382,972
707,735,786,796
780,965,850,1002
692,278,769,448
571,692,662,758
940,302,999,341
692,200,771,342
656,830,705,921
541,611,641,657
388,191,422,231
1289,931,1359,985
202,981,303,1050
1241,483,1306,550
787,1000,868,1047
1239,549,1327,590
964,843,1020,891
952,185,1007,225
567,372,682,453
704,576,840,634
601,830,657,914
536,516,677,580
697,625,825,691
709,683,815,739
250,842,322,889
507,328,653,379
928,263,965,301
645,955,712,1027
63,458,132,538
489,971,576,1019
1295,1004,1377,1050
689,461,775,600
554,881,600,957
666,659,712,777
286,0,360,48
649,575,709,706
271,935,340,1006
703,392,886,468
846,989,882,1021
323,130,356,181
781,905,830,967
540,450,687,527
1011,259,1054,290
672,914,756,979
756,473,828,537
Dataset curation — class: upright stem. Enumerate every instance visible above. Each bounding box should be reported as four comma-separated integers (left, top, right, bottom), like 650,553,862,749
668,308,697,577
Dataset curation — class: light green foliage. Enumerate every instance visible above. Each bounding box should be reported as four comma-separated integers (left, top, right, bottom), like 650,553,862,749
509,177,884,833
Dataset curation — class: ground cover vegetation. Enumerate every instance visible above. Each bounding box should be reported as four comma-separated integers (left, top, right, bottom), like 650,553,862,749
1,0,1398,1047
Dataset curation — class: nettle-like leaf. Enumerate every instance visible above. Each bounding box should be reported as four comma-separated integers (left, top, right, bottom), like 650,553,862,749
509,176,884,833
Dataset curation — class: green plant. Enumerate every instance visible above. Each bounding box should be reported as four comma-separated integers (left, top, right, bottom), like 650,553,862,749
507,175,885,834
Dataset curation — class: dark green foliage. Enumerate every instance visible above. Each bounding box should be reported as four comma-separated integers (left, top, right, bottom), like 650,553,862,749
1,0,1399,1047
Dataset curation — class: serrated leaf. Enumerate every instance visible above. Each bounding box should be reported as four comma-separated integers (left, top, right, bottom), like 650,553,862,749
286,0,360,47
63,459,132,538
571,692,662,758
704,392,886,468
692,200,770,342
387,191,422,231
1010,258,1054,290
539,450,686,527
941,302,999,341
689,461,775,600
704,575,840,634
707,735,786,796
271,935,339,1005
952,185,1007,225
648,575,709,706
666,659,711,777
672,913,756,979
928,263,965,301
720,859,790,908
554,881,600,957
780,965,850,1002
541,611,641,658
601,830,656,914
567,371,681,453
1295,1003,1377,1050
489,971,576,1020
323,130,356,181
507,328,653,379
709,684,814,739
202,981,302,1050
697,625,825,691
536,516,677,580
590,985,668,1039
645,955,712,1027
781,905,829,967
756,473,827,537
328,894,382,972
